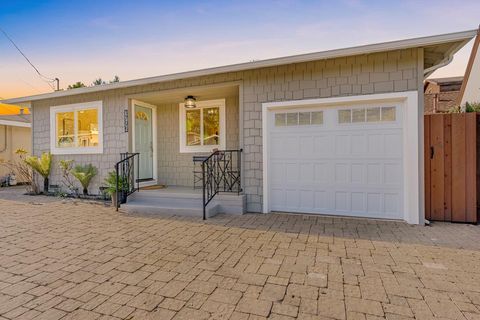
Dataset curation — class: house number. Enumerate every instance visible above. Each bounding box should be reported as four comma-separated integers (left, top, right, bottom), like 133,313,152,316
124,109,129,132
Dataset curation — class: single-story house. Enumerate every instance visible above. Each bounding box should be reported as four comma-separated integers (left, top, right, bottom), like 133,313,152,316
0,112,32,183
3,29,477,224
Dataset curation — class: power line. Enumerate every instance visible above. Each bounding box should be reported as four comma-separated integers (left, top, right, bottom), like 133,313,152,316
0,26,57,91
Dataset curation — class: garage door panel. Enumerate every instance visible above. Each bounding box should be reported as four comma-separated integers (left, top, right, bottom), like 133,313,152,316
351,135,367,155
351,192,366,213
269,104,403,220
335,135,351,155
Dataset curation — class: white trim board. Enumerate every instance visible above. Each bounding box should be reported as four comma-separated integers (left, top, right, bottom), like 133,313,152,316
262,91,422,224
49,100,103,155
0,120,31,128
131,99,158,187
178,99,226,153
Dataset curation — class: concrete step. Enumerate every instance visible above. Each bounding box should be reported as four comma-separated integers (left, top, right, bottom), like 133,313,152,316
121,188,246,218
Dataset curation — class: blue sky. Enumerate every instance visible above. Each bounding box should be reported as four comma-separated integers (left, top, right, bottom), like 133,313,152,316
0,0,478,98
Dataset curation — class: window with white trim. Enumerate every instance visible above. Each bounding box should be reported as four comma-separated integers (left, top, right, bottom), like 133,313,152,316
50,101,103,154
338,106,396,124
274,111,323,127
179,99,226,153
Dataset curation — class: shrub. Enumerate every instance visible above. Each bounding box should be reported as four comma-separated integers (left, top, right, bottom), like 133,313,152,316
59,160,77,195
71,164,98,196
0,148,39,194
24,152,52,193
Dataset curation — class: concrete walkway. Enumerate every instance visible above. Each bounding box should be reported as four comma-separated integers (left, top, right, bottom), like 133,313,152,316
0,194,479,319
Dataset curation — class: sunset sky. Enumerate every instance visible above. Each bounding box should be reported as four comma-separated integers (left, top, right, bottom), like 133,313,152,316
0,0,478,99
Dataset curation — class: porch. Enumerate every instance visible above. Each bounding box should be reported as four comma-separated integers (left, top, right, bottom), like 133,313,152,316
118,83,245,217
121,186,246,218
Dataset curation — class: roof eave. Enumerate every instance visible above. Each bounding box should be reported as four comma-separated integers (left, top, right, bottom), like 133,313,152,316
3,29,477,105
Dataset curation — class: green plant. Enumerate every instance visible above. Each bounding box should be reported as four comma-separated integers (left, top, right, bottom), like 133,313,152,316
465,102,480,113
24,152,52,193
71,164,97,196
0,148,39,194
104,171,127,195
447,102,480,114
59,159,77,194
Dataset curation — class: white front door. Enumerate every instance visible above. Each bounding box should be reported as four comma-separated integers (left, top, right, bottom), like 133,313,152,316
267,103,404,220
134,103,154,181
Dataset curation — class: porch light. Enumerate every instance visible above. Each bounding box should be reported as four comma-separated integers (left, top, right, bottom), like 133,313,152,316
184,95,196,108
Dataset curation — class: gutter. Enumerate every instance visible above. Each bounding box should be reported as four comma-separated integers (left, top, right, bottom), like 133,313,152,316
0,125,6,153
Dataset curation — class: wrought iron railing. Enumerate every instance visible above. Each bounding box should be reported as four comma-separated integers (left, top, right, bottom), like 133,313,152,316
202,149,242,220
115,152,140,211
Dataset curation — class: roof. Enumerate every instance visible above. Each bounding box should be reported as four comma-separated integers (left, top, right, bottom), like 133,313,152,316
0,114,31,127
459,28,480,105
426,76,464,85
2,29,477,105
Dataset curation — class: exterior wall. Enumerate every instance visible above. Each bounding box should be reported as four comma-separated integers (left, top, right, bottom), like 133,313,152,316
31,48,419,211
156,95,239,186
0,125,32,182
424,91,460,113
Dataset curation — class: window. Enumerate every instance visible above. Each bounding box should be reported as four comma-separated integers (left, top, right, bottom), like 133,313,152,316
50,101,103,154
179,99,226,153
274,111,324,127
338,106,396,124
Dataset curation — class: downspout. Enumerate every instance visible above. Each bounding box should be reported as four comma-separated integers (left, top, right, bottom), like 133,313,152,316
0,125,7,153
424,54,454,78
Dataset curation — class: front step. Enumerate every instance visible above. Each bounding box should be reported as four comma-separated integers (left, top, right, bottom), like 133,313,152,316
121,189,245,218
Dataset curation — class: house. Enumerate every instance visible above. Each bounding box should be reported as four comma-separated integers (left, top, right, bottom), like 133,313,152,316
2,29,477,224
459,28,480,105
0,111,32,183
424,76,463,113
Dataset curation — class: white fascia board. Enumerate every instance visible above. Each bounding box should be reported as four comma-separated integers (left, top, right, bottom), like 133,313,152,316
0,120,31,128
3,29,476,105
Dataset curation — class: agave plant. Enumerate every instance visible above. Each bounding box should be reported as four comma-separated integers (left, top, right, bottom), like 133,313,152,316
24,152,52,193
71,164,98,196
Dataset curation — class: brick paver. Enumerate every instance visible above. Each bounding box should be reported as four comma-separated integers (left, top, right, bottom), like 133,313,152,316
0,195,480,319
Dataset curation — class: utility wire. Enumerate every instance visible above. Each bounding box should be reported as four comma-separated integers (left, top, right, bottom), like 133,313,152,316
0,26,57,91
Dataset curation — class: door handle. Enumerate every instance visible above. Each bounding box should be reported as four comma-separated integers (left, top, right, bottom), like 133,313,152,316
430,146,434,159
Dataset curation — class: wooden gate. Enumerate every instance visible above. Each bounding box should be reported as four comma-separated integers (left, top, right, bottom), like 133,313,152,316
424,113,479,223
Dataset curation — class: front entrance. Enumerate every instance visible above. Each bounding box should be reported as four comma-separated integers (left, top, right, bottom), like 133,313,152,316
132,100,157,183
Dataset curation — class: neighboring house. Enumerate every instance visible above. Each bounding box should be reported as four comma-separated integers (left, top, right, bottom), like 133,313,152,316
2,29,477,224
424,76,463,113
0,113,32,183
459,28,480,105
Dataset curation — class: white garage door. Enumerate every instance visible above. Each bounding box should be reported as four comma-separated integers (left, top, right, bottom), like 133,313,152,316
268,103,403,219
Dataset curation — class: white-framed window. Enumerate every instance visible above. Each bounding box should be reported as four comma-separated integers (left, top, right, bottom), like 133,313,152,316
179,99,226,153
274,111,324,127
49,101,103,155
338,106,397,124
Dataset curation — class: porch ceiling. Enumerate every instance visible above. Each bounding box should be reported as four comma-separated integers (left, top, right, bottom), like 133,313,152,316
131,85,239,105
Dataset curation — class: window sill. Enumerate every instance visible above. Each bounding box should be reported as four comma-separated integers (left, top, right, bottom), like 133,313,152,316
179,145,221,154
50,147,103,155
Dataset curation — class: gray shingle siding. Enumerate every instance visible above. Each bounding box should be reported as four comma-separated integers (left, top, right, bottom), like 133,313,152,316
31,48,419,212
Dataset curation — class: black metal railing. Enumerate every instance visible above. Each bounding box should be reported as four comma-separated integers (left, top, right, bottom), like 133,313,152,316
115,152,140,210
202,149,242,220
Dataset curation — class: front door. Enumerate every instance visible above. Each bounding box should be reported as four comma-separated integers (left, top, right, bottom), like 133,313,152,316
134,104,154,181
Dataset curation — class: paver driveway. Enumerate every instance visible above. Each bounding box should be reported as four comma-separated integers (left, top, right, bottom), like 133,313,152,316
0,196,480,320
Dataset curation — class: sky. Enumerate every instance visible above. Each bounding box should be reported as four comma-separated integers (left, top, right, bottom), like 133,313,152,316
0,0,479,99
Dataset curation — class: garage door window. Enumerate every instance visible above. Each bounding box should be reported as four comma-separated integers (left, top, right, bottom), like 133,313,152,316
275,111,324,127
339,107,396,124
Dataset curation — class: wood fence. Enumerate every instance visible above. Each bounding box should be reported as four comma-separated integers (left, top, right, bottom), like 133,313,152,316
424,113,479,223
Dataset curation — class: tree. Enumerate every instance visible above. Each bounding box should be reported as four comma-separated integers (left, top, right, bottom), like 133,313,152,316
110,75,120,83
92,78,106,86
67,82,86,89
